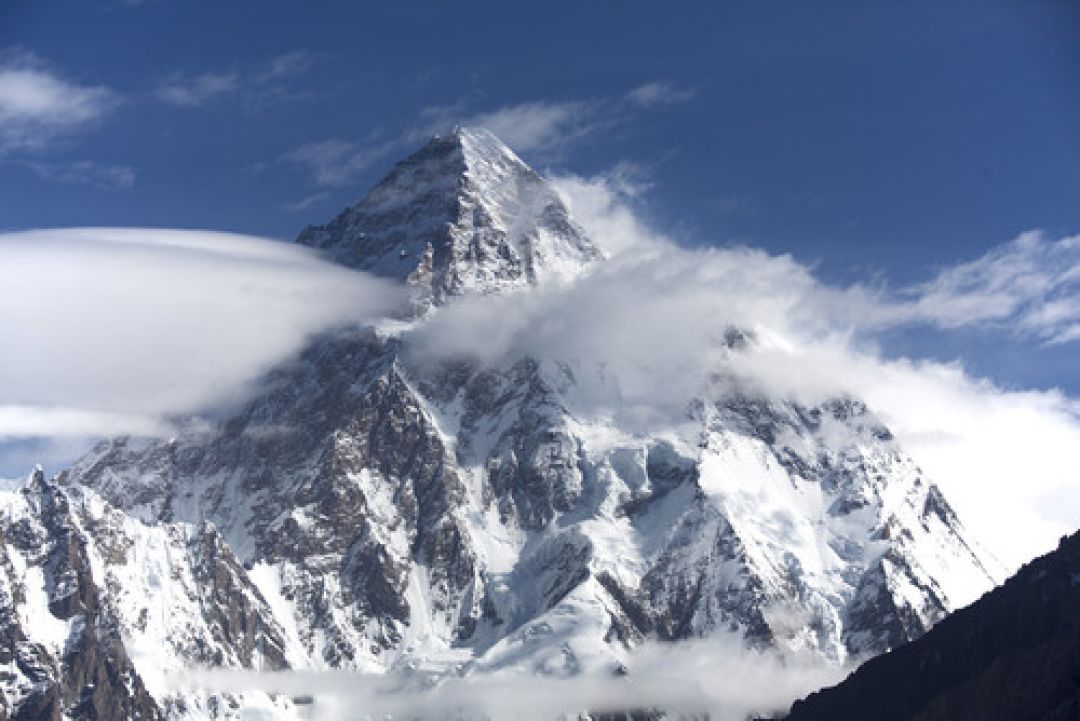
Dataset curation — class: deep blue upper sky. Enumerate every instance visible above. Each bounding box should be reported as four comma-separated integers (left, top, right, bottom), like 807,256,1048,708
3,0,1080,391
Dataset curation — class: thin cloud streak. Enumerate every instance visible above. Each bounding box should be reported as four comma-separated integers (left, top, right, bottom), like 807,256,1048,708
155,51,314,109
28,160,136,188
625,81,697,107
281,138,399,188
281,82,698,188
155,71,239,107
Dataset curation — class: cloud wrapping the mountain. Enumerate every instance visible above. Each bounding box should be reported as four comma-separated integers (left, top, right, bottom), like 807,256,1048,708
403,172,1080,569
0,228,405,449
1,177,1077,569
175,637,846,721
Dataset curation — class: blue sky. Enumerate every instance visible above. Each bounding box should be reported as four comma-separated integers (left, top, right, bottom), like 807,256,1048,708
4,1,1079,393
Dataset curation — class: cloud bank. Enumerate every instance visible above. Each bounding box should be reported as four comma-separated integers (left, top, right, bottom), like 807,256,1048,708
0,228,404,452
175,637,845,721
402,172,1080,570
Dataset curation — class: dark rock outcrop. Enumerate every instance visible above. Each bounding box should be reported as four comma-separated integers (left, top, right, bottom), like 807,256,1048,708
785,531,1080,721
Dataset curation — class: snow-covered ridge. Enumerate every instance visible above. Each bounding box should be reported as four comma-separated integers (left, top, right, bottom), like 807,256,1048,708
297,126,602,307
0,129,1003,720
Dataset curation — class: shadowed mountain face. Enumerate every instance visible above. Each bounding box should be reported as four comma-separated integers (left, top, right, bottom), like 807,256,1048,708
0,129,1001,719
784,530,1080,721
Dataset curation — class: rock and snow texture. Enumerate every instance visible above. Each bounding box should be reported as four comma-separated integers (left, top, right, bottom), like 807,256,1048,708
296,126,602,307
0,128,1002,720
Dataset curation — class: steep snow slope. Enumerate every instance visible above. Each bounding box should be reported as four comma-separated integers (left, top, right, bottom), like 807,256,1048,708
0,470,294,720
1,128,1002,719
296,126,602,306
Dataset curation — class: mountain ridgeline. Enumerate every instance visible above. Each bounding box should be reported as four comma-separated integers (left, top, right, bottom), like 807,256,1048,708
783,530,1080,720
0,128,1001,720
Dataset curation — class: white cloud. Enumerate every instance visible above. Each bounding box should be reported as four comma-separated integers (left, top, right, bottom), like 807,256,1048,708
0,228,405,448
28,160,135,188
281,138,397,187
405,172,1080,570
175,637,845,721
0,406,168,439
155,71,239,107
903,231,1080,343
0,51,120,153
260,50,312,81
280,82,693,191
285,190,332,212
625,81,697,107
835,353,1080,569
465,100,597,153
280,100,598,188
156,52,313,109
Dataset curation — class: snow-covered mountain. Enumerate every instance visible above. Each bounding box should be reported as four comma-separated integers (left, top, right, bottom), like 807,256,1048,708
0,128,1002,720
296,126,602,306
784,529,1080,720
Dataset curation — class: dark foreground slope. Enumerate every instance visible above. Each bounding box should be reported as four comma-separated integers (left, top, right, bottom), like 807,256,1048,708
785,530,1080,721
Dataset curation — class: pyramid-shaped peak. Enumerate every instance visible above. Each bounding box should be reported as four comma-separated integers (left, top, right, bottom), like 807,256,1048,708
447,125,526,165
297,128,602,305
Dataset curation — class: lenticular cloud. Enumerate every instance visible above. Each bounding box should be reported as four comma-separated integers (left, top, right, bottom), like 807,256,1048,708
0,227,405,442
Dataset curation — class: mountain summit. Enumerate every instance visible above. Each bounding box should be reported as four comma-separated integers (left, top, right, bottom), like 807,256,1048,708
0,130,1002,720
297,126,602,305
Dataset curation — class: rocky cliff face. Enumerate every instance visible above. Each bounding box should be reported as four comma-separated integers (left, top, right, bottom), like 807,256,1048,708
0,128,1002,720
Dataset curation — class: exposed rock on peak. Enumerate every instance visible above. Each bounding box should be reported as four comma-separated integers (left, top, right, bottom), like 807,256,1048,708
297,126,602,306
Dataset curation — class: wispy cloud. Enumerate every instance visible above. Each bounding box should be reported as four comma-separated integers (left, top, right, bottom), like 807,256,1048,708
28,160,135,188
281,138,398,188
280,81,698,191
464,100,599,153
155,51,313,109
258,50,312,82
902,231,1080,344
284,190,331,212
155,70,239,107
416,96,614,158
0,50,121,154
625,81,697,107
